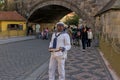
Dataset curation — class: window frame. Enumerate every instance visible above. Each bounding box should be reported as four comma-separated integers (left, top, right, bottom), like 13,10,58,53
7,24,23,30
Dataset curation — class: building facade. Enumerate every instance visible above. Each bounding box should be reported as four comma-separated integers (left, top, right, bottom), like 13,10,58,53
0,11,26,38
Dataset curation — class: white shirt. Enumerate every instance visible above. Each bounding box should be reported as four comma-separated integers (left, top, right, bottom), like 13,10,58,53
49,32,71,57
87,31,93,39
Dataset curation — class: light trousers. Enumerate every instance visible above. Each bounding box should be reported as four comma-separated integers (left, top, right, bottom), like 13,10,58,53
49,54,65,80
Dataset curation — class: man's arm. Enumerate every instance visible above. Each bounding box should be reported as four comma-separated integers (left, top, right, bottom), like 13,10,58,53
63,33,71,51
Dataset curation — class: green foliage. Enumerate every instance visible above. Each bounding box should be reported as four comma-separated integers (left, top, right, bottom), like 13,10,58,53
64,14,79,26
0,0,4,3
0,0,5,10
0,0,15,11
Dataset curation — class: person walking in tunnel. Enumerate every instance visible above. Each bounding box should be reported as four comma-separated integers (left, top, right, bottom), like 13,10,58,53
45,27,49,39
35,24,40,39
87,28,93,48
81,27,88,51
48,22,71,80
27,26,33,36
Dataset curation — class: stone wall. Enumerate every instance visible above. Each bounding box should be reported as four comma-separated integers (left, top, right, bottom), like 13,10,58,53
95,10,120,50
15,0,110,25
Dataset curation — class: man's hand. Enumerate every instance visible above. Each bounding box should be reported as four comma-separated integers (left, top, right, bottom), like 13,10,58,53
48,48,53,52
59,47,62,51
59,47,65,52
49,48,62,52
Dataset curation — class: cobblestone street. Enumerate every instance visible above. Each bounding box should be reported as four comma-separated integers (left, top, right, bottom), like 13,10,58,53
0,0,120,80
39,46,114,80
0,39,50,80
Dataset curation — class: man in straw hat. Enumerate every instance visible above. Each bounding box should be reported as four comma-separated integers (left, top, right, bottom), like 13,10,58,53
48,22,71,80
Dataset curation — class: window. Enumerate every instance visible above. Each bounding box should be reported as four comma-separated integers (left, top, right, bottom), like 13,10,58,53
7,24,23,30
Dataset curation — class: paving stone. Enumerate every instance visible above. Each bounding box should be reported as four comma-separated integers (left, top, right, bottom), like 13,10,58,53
39,46,113,80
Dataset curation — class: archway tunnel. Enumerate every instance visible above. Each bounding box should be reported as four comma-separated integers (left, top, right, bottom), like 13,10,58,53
28,5,73,23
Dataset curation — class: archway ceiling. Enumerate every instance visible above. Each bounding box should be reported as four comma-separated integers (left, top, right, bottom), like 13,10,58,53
28,5,72,23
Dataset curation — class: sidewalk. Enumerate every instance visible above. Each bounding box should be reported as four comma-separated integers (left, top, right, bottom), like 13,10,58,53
39,46,116,80
0,36,35,44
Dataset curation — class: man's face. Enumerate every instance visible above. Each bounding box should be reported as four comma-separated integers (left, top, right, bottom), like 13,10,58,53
57,26,64,32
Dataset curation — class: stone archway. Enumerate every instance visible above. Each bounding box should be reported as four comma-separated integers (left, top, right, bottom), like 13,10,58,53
16,0,111,26
28,0,88,23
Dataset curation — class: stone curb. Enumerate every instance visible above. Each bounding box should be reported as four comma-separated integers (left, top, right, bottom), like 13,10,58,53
98,49,120,80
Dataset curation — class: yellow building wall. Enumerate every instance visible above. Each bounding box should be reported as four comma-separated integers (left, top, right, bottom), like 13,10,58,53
0,21,26,38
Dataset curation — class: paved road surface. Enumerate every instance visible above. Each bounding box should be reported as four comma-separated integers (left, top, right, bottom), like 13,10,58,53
0,39,50,80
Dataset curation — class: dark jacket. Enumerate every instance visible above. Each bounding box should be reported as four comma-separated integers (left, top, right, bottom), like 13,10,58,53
81,31,88,40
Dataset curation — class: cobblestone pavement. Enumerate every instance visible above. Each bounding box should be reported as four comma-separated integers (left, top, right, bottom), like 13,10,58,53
0,39,50,80
39,46,113,80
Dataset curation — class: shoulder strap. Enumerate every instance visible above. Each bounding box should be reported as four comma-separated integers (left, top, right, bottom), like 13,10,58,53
55,31,65,38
